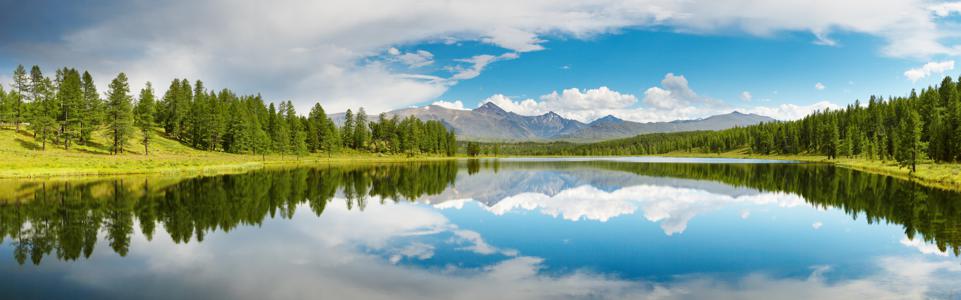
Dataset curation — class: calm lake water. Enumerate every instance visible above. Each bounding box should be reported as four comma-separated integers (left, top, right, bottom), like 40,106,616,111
2,158,960,299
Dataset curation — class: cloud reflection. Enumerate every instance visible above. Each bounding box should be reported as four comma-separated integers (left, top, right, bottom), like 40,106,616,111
437,184,806,235
45,197,961,300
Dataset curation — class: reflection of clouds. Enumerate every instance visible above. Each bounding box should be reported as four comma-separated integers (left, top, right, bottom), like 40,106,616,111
432,198,473,210
52,201,961,299
812,222,823,230
443,184,806,235
389,242,435,264
901,237,949,257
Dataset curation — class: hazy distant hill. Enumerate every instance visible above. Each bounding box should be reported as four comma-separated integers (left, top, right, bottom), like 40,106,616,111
331,102,775,142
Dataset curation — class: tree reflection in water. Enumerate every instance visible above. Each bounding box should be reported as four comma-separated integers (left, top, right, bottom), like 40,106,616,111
1,160,959,265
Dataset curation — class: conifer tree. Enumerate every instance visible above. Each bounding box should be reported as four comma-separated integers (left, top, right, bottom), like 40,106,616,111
11,65,28,132
353,107,369,150
105,73,134,154
135,82,156,156
342,109,354,149
79,71,102,145
58,68,83,149
29,76,58,150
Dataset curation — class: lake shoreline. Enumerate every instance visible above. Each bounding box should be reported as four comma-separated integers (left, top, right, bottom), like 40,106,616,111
7,151,961,192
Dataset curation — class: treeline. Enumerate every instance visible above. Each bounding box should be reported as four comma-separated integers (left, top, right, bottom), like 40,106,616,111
491,76,961,171
0,64,457,156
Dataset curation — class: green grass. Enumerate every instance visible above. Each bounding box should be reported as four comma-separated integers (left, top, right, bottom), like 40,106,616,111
0,127,456,178
659,148,961,191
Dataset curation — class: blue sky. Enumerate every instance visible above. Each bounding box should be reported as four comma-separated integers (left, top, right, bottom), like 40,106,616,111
2,1,961,121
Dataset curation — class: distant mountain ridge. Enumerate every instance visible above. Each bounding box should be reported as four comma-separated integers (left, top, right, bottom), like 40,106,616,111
330,102,775,142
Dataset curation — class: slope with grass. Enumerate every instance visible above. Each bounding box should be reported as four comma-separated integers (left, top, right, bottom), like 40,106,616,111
0,128,455,178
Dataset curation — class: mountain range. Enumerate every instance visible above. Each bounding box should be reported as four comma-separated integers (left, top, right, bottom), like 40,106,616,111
331,102,775,142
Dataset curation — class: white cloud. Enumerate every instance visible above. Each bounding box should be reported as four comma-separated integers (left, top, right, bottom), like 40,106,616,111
741,91,753,102
431,100,467,110
812,221,823,230
8,0,961,116
642,73,713,110
389,48,435,68
930,2,961,17
900,236,950,256
738,101,840,121
904,60,955,82
480,86,640,122
815,82,826,90
449,52,519,80
479,74,839,122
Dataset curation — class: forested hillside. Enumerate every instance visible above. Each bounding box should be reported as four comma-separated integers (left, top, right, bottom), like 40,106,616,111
491,76,961,172
0,65,456,157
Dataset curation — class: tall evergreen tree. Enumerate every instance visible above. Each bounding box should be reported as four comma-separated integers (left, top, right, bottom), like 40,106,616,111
897,109,923,172
28,76,58,150
342,109,354,149
105,73,134,154
285,101,307,155
57,68,83,149
134,82,156,156
11,65,28,132
79,71,102,145
268,102,289,153
353,107,369,150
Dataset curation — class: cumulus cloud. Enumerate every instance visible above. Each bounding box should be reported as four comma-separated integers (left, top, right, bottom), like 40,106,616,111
642,73,717,110
479,74,839,122
4,0,961,115
741,91,753,102
431,100,467,110
904,60,955,82
480,87,641,122
815,82,826,90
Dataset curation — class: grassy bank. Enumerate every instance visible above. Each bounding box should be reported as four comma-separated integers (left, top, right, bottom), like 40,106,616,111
0,128,456,178
5,127,961,191
659,149,961,191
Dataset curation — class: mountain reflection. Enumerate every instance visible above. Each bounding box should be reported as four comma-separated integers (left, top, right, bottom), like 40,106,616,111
2,160,961,266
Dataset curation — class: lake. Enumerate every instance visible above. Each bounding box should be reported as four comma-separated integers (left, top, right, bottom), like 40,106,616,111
1,158,960,299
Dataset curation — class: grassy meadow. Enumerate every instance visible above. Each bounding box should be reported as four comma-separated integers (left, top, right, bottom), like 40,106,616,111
0,127,456,178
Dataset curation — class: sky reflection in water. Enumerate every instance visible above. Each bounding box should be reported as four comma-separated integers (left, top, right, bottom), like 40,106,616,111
1,159,960,299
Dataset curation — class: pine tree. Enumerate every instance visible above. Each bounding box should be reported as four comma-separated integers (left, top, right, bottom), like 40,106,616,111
897,109,923,173
135,82,156,156
268,102,289,153
286,101,307,155
353,107,369,150
58,68,83,149
11,65,28,132
224,100,252,153
79,71,102,145
342,109,354,149
29,76,58,150
105,73,134,154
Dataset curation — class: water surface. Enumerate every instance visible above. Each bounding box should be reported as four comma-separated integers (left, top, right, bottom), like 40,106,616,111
1,158,960,299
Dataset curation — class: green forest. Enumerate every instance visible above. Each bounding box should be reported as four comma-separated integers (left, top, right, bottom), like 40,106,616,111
0,65,457,157
489,76,961,172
